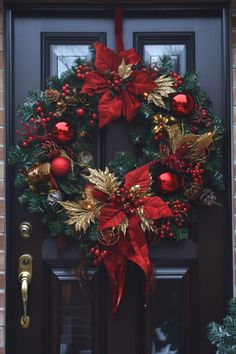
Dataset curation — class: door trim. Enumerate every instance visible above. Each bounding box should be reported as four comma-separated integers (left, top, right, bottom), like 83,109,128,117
4,3,232,354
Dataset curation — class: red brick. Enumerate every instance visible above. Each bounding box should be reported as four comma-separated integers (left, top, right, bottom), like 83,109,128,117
0,236,5,252
0,112,4,125
0,201,5,216
0,53,3,71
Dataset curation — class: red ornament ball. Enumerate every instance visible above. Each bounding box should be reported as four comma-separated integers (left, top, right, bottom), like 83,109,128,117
158,172,180,193
170,92,195,116
52,121,75,144
50,157,71,177
76,108,86,117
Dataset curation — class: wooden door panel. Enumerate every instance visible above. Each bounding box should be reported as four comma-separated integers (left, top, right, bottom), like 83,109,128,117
48,267,106,354
6,5,231,354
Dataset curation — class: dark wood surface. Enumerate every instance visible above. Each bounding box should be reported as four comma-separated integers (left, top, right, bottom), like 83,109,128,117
5,3,231,354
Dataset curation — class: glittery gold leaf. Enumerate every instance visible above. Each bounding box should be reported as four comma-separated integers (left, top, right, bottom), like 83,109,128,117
165,124,183,151
147,75,176,109
119,218,129,235
166,124,214,161
118,58,133,80
137,207,154,232
60,200,101,233
86,167,120,196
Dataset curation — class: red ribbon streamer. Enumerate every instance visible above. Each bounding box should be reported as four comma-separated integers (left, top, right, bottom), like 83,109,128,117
103,216,153,317
115,5,125,53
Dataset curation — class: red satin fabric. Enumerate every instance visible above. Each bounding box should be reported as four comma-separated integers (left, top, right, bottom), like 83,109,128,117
103,216,152,317
115,5,125,53
96,163,173,314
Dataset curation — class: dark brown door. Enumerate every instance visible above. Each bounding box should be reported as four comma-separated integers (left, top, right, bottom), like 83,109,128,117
6,4,231,354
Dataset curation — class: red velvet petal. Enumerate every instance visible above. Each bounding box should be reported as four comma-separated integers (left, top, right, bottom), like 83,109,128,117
143,196,173,220
119,48,142,65
98,203,126,230
121,90,141,123
98,91,123,128
94,42,121,72
91,188,110,203
127,71,156,95
80,71,107,96
124,163,151,192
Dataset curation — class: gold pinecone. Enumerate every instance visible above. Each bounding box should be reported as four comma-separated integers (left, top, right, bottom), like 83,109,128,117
44,88,60,102
53,99,67,117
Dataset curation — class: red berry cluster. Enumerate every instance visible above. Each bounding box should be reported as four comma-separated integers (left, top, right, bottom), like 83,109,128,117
75,107,97,125
17,105,52,147
186,162,204,185
111,187,144,217
88,112,97,126
89,247,108,266
190,107,212,133
161,151,186,173
154,131,165,142
61,83,72,97
169,200,190,227
76,63,91,80
176,142,189,157
169,72,184,88
107,71,123,92
157,220,173,239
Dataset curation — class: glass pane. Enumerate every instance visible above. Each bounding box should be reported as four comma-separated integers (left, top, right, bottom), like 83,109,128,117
60,278,92,354
151,280,181,354
143,45,186,74
50,45,91,77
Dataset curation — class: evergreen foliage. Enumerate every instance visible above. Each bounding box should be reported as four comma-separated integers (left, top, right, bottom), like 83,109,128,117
208,299,236,354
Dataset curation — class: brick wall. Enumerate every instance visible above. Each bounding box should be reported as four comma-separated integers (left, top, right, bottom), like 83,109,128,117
0,1,4,353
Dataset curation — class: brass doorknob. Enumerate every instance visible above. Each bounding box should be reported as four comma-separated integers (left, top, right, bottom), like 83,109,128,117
18,254,33,328
18,222,32,239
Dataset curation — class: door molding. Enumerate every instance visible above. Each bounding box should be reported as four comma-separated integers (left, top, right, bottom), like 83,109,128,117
4,3,231,354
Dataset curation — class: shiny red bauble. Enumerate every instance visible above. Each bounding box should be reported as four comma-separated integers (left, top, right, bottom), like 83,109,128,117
51,121,75,144
170,92,195,116
158,172,180,193
76,108,86,116
50,157,71,177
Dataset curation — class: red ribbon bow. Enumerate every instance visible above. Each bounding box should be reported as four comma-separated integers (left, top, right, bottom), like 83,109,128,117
97,163,173,315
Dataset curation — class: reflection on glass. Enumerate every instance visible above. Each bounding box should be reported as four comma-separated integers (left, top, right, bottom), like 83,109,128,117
151,280,181,354
144,45,186,74
50,45,91,77
60,279,92,354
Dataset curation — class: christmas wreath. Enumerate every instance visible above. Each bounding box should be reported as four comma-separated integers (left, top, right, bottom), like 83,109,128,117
9,8,224,314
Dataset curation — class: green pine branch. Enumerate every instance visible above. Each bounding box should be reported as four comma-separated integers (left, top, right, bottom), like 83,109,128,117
208,298,236,353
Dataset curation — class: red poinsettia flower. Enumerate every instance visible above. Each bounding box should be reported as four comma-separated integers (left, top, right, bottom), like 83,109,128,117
98,163,172,230
93,163,173,314
80,43,156,128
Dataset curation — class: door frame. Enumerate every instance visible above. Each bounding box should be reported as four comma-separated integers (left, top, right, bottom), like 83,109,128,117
4,2,232,353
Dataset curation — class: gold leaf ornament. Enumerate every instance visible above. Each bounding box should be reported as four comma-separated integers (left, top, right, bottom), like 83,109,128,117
118,58,133,80
60,199,101,233
147,75,176,109
86,167,120,196
137,206,154,232
166,124,215,161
